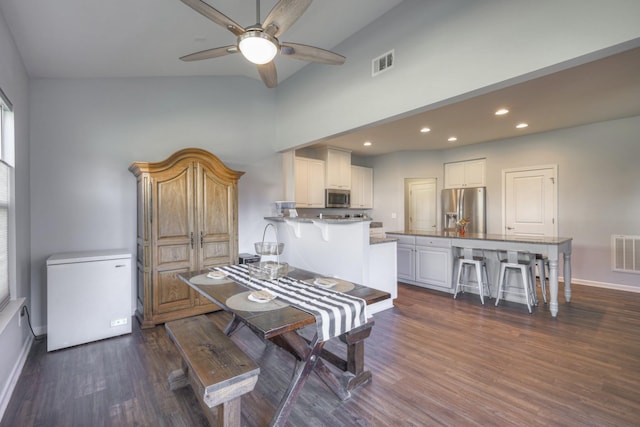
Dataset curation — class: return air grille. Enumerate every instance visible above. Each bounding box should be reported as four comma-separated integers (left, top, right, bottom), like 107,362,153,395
612,235,640,274
372,50,394,77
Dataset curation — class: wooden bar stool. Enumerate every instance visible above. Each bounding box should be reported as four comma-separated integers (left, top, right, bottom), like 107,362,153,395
454,248,491,304
495,251,537,313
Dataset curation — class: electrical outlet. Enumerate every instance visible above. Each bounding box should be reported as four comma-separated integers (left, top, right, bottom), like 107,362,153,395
110,318,128,327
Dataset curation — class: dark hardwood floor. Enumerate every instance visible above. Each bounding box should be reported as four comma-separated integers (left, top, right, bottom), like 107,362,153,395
3,282,640,426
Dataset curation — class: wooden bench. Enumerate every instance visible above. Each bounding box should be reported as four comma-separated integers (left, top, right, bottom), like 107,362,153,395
165,315,260,427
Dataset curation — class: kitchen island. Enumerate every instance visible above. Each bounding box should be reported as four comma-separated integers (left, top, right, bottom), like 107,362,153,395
264,217,397,314
386,231,572,317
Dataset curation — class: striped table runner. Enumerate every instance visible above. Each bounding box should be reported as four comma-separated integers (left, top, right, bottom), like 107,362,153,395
216,264,367,342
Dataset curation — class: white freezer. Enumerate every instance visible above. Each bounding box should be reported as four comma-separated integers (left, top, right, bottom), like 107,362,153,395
46,249,132,351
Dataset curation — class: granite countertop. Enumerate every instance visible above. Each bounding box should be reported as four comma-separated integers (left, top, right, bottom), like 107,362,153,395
370,236,398,245
386,230,572,244
265,216,372,224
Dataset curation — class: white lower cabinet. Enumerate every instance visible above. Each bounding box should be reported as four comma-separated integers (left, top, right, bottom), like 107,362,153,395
397,244,415,282
415,246,451,288
388,234,453,292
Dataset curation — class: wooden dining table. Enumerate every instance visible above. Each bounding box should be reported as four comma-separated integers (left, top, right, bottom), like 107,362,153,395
178,266,390,427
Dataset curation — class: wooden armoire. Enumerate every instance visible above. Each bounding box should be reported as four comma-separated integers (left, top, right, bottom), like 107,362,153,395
129,148,244,328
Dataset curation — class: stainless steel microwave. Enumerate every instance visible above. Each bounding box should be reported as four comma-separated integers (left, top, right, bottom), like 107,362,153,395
325,189,350,208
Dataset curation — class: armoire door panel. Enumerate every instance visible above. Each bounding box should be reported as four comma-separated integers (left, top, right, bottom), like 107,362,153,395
201,172,230,236
201,241,230,267
155,167,193,241
156,243,192,267
155,268,193,313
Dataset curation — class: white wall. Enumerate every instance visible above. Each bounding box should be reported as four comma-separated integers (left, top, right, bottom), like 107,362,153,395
369,116,640,288
0,6,31,418
275,0,640,150
28,77,279,329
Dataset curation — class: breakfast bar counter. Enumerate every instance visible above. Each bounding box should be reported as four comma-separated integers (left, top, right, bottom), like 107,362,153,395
265,217,397,314
387,231,572,317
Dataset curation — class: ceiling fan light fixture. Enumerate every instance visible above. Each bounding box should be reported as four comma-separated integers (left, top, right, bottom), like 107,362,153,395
238,31,279,64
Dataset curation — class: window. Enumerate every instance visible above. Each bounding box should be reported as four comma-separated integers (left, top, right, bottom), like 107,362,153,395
0,88,13,311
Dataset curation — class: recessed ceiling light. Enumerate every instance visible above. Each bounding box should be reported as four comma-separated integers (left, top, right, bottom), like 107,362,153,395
420,127,431,133
363,141,372,146
516,123,529,129
495,108,509,115
448,137,458,142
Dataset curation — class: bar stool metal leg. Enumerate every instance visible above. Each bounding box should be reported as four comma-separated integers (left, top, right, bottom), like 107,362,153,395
495,251,535,313
454,249,490,304
537,256,549,304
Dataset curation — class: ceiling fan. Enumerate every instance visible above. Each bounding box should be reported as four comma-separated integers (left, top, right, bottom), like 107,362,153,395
179,0,346,88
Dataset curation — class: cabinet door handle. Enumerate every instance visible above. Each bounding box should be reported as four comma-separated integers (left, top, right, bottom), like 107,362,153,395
506,226,515,230
190,232,194,249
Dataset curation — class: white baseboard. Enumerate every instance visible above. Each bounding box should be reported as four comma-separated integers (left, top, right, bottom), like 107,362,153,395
368,298,395,316
570,277,640,293
0,334,33,421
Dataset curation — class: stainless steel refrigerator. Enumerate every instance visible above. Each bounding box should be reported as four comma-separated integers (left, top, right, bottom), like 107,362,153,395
441,187,486,233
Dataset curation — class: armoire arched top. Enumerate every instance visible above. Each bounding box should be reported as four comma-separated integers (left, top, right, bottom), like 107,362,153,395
128,147,245,182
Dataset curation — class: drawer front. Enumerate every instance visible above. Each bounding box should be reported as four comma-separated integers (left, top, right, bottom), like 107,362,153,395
387,234,415,245
415,236,452,248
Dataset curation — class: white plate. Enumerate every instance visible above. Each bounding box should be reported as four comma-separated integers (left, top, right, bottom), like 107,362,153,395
248,290,275,303
207,271,227,280
314,278,338,288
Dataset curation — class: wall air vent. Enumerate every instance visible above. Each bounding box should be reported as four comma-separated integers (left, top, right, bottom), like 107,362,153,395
372,49,394,77
612,235,640,274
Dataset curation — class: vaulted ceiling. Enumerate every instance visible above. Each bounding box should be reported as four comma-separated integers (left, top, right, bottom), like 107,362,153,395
1,0,639,157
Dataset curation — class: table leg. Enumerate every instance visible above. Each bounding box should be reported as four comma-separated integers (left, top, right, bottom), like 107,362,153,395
223,314,243,337
339,320,374,391
549,258,559,317
270,332,325,427
564,251,572,302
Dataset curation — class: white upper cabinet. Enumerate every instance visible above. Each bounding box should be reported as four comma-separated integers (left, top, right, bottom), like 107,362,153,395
351,165,373,209
294,157,325,208
444,158,486,188
323,148,351,189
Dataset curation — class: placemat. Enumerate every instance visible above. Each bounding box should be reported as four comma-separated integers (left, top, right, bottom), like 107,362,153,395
225,291,290,312
303,278,355,293
189,272,231,285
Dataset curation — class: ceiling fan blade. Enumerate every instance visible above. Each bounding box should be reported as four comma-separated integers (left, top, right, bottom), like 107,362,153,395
280,42,346,65
263,0,312,38
180,0,245,36
180,45,238,61
257,62,278,88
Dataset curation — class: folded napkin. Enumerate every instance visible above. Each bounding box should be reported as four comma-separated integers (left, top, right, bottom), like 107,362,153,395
217,264,367,342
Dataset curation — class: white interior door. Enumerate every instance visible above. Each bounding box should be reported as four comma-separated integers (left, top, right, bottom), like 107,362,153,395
503,165,557,237
405,179,437,232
